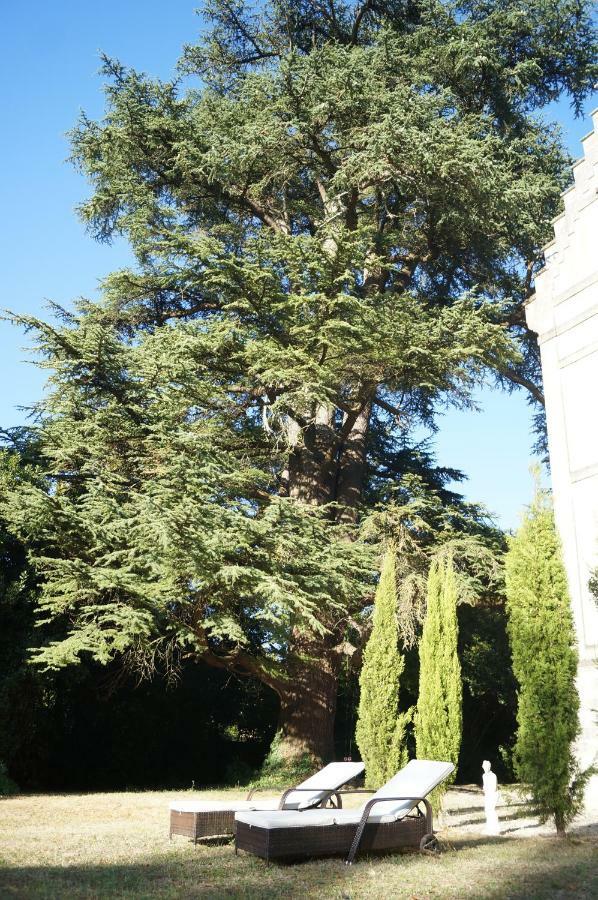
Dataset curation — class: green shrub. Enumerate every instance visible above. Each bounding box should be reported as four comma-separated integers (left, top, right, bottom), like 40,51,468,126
251,731,316,789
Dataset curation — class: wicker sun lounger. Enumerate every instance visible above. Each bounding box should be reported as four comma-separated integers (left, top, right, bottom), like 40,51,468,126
234,759,454,864
169,761,364,842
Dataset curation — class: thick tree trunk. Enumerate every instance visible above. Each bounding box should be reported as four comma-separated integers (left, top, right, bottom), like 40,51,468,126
287,406,336,505
271,400,372,763
335,402,371,521
273,650,340,763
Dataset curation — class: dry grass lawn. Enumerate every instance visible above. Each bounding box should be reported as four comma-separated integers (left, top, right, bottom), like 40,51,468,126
1,788,596,899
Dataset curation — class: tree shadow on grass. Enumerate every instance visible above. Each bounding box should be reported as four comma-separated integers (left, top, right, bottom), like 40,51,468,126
446,802,528,817
1,837,597,899
449,786,484,795
481,840,598,899
0,857,351,900
456,806,537,828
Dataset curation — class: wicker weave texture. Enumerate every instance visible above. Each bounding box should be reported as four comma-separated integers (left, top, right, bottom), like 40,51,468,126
235,812,428,861
169,809,235,841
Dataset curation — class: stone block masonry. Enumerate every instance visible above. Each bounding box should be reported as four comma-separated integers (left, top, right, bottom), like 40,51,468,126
526,108,598,816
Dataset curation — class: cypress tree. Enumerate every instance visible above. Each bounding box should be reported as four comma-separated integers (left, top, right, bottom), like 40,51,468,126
415,557,462,808
505,490,585,835
356,547,411,787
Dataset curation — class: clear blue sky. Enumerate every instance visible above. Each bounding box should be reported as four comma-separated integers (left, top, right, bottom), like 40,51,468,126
1,1,596,530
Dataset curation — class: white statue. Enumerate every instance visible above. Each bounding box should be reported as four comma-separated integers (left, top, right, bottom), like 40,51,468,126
482,760,500,835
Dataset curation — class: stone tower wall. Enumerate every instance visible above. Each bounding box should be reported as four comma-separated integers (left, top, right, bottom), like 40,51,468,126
525,108,598,808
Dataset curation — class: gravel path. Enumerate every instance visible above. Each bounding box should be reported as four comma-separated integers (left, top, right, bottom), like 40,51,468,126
441,784,598,838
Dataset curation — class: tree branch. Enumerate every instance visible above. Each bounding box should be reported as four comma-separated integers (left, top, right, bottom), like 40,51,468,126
193,622,284,691
350,1,374,45
373,395,402,421
497,366,545,406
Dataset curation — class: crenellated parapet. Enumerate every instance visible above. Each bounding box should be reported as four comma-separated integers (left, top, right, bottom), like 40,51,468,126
527,107,598,343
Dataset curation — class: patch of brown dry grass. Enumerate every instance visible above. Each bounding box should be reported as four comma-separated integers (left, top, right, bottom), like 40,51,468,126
0,789,596,898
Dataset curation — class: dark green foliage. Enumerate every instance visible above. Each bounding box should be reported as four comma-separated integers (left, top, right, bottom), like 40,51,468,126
0,432,278,792
3,0,596,760
415,557,462,807
32,662,277,792
459,601,517,782
0,433,49,792
4,658,278,793
0,754,18,798
505,489,584,834
0,761,17,796
334,656,363,764
356,547,411,786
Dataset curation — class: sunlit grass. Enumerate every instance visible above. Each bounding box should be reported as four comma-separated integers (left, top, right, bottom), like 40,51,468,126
0,788,596,898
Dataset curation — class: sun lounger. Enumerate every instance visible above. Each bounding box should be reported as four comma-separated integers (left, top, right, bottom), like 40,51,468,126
169,760,364,841
234,759,454,863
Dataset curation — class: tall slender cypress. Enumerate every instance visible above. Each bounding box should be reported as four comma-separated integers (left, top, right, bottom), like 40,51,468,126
505,490,584,834
355,547,411,787
415,557,462,808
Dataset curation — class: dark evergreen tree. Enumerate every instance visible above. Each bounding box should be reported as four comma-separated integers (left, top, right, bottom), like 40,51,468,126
0,431,46,794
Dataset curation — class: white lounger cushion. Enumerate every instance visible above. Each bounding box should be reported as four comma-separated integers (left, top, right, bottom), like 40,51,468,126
329,808,402,825
235,809,339,829
285,761,364,809
170,760,364,815
170,799,280,813
367,759,454,819
235,808,399,828
234,759,454,829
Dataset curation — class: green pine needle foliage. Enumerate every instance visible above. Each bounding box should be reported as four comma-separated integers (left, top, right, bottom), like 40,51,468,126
505,488,586,834
356,547,411,788
415,557,462,810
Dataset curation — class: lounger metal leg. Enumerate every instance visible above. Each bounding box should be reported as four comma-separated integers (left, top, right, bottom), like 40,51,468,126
345,795,433,865
346,818,368,865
